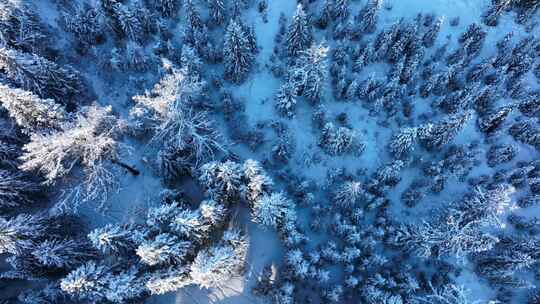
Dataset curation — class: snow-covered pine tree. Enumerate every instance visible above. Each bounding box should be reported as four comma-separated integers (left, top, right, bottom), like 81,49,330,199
242,159,274,204
333,181,365,207
0,48,82,106
291,42,329,103
320,122,362,156
252,192,296,229
422,16,444,48
317,0,334,29
104,267,146,303
357,0,383,34
0,84,66,134
483,0,512,26
509,119,540,150
334,0,349,21
31,238,95,270
60,261,109,302
275,82,298,118
487,144,518,167
185,0,203,29
286,4,312,56
199,160,243,202
19,105,131,212
114,3,144,42
208,0,226,26
388,127,418,157
0,169,39,209
190,227,248,289
477,106,512,134
223,20,255,83
88,223,140,254
0,213,47,254
0,1,46,52
154,0,179,17
136,233,192,266
61,3,104,48
145,267,191,295
418,111,472,150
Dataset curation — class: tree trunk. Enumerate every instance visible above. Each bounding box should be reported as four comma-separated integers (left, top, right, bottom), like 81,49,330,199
112,159,140,176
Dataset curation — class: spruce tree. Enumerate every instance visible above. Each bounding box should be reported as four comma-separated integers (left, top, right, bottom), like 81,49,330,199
208,0,226,26
418,111,472,150
223,20,255,83
286,4,312,56
0,84,66,134
0,48,82,106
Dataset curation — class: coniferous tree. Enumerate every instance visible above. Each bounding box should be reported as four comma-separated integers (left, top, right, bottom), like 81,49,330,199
208,0,226,26
274,83,298,118
223,20,255,83
20,105,132,213
61,3,104,48
252,192,296,229
422,16,444,47
418,111,472,150
136,233,192,266
154,0,179,17
189,228,248,289
334,0,349,21
286,4,312,56
0,48,82,106
0,84,66,134
0,213,48,255
357,0,383,34
60,261,110,302
483,0,512,26
0,1,47,52
0,169,39,209
290,43,329,103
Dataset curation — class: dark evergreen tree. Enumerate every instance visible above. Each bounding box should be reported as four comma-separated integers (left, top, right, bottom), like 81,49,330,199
208,0,226,26
357,0,383,34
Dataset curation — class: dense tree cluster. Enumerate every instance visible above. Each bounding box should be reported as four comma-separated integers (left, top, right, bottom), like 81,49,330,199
1,0,540,303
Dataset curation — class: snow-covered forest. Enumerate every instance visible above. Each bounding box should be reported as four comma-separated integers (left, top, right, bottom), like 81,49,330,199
0,0,539,303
